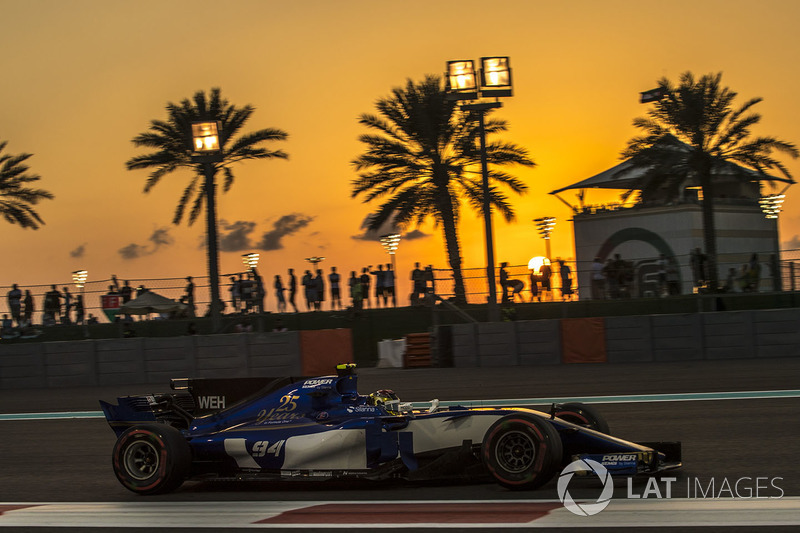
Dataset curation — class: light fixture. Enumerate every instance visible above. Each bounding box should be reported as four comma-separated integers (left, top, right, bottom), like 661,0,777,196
242,252,260,270
72,270,88,289
480,56,512,97
446,60,478,100
759,194,785,219
191,121,221,154
445,55,514,322
380,233,401,254
534,216,557,239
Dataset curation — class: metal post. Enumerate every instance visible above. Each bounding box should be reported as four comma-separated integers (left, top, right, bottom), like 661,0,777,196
478,109,499,322
203,162,222,332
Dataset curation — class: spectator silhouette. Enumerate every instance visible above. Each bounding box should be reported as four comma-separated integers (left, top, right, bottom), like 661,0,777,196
288,268,298,313
558,260,573,301
314,269,325,311
274,275,286,313
62,286,73,324
360,268,371,309
1,314,17,338
423,265,435,296
302,270,314,311
329,266,342,310
499,263,510,304
240,273,255,313
371,265,386,307
120,280,133,304
411,262,425,304
229,276,240,313
252,267,265,313
507,279,525,302
529,269,540,302
74,294,85,325
43,285,61,326
349,271,362,310
184,276,196,317
23,290,34,324
7,284,22,326
384,263,396,307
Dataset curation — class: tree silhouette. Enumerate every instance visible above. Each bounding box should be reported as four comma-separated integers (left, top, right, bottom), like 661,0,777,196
623,72,797,291
126,88,288,316
0,141,54,229
352,76,533,303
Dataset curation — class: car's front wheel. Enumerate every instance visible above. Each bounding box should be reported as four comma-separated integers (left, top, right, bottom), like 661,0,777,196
554,402,610,434
112,424,191,495
482,415,563,490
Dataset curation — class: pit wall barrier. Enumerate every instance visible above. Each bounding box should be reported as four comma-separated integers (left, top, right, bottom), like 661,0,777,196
0,329,353,390
443,308,800,367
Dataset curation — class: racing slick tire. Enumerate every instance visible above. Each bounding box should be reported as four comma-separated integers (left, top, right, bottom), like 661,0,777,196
554,402,610,434
482,415,563,490
112,424,191,495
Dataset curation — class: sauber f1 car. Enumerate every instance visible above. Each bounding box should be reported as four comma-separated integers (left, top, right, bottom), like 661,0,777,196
100,364,681,494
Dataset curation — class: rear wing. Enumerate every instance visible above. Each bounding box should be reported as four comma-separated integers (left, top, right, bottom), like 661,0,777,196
169,376,303,416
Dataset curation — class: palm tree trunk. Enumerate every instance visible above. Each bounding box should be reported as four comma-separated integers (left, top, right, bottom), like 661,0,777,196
437,200,467,304
700,165,719,292
203,163,223,328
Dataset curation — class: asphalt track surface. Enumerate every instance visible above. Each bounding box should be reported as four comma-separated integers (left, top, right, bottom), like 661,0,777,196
1,357,799,531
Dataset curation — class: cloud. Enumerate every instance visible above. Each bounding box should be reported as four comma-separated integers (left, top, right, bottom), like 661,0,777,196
351,213,430,242
217,214,314,252
256,214,313,251
150,227,173,247
69,244,86,258
219,220,257,252
404,229,428,240
118,227,173,260
782,235,800,250
118,243,148,260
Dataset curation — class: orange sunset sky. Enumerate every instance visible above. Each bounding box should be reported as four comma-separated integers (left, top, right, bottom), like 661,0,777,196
3,0,800,298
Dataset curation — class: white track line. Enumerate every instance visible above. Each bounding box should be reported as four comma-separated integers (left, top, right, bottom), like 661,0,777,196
1,498,799,528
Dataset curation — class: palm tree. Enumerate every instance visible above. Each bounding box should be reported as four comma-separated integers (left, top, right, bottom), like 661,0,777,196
352,75,534,303
0,141,54,229
126,88,288,318
622,72,797,291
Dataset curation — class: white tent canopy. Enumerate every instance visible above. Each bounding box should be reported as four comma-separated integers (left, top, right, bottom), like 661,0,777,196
550,139,794,195
118,291,187,315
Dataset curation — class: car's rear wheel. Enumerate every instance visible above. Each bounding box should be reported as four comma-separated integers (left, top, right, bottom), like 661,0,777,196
482,415,563,490
112,424,190,495
554,402,610,434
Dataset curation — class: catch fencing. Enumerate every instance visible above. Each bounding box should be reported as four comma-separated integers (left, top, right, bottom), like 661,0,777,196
2,249,800,325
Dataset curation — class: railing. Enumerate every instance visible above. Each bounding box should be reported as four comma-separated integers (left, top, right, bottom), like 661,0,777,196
2,249,800,325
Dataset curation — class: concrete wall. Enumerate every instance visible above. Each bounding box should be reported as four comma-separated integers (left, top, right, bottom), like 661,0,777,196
572,203,779,299
0,332,304,390
450,320,561,367
448,308,800,367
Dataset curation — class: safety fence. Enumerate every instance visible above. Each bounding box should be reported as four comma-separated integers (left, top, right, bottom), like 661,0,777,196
2,250,800,325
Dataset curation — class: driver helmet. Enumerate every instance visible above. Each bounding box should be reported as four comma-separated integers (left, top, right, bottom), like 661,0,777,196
367,389,400,414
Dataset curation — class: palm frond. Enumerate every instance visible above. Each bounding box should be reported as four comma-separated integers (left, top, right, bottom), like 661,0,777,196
126,88,288,225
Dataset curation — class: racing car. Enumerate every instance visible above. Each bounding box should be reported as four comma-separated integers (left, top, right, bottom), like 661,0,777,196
100,364,681,495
